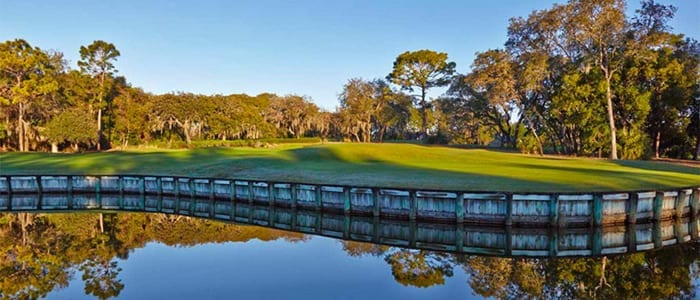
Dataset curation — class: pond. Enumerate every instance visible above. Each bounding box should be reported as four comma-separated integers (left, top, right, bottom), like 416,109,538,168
1,194,699,299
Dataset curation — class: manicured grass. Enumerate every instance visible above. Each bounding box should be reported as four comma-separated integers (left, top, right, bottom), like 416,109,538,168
1,143,698,193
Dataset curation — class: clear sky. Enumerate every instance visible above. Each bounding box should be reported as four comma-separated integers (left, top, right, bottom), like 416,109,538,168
1,0,698,110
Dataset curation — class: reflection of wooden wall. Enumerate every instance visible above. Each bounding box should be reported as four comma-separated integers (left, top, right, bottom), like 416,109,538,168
1,191,698,258
1,175,698,227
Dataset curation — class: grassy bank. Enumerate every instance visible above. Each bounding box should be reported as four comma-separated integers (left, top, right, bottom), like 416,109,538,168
1,143,698,193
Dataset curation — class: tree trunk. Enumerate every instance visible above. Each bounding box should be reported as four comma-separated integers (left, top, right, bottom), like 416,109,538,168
654,130,661,158
51,142,58,153
605,78,618,160
18,102,25,152
420,86,428,137
97,107,103,151
99,213,104,233
97,71,105,151
513,115,524,149
379,126,386,143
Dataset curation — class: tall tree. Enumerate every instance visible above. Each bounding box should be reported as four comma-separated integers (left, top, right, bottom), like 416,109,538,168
339,78,376,142
0,39,60,151
566,0,627,159
78,40,120,151
387,50,455,137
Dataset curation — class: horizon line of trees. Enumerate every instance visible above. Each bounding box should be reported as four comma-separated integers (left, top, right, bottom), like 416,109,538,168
1,0,698,160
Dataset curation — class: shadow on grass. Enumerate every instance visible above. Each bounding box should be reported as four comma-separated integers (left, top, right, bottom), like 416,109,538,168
1,145,698,193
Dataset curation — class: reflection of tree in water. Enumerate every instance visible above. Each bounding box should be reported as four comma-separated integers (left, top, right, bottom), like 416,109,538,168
385,250,454,288
2,212,699,299
0,213,72,299
342,241,455,288
459,241,700,299
342,239,700,298
0,212,306,299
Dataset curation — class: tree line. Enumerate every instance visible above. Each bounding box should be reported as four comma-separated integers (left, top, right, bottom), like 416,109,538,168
1,0,698,159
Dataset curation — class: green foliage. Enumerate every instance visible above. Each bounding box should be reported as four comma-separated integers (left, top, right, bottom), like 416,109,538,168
45,107,97,148
388,49,456,135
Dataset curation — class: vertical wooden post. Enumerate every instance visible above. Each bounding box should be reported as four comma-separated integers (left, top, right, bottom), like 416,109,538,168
139,176,145,195
690,188,700,217
209,182,216,218
372,217,380,244
343,187,351,215
95,176,102,209
315,212,322,234
5,176,13,195
290,184,297,209
247,202,254,223
691,218,699,241
173,177,180,214
290,207,298,231
626,223,637,252
117,189,124,210
156,194,163,212
315,185,322,211
247,181,254,204
157,177,163,196
675,190,686,219
455,223,464,253
66,175,72,196
36,176,43,195
67,193,73,210
173,177,180,197
674,221,684,244
456,193,464,224
505,193,513,226
65,176,72,210
549,227,558,257
209,179,215,200
409,190,417,221
118,176,124,197
627,192,638,224
189,179,195,216
95,176,102,194
593,193,603,227
372,188,380,218
652,220,662,249
230,181,236,221
504,226,512,256
140,176,146,210
36,177,43,210
408,220,416,248
268,182,275,206
592,227,602,256
549,194,559,227
343,215,350,239
653,191,663,222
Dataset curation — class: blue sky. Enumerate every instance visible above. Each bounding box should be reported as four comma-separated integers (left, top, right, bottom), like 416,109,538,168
1,0,698,110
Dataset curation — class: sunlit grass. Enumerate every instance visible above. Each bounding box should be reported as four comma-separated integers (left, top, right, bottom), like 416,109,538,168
1,143,698,192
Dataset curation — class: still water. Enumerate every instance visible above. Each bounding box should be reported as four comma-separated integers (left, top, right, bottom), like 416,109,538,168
1,210,699,299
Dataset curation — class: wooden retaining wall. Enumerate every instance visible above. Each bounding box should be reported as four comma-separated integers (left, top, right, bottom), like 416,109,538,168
0,175,698,227
0,192,697,258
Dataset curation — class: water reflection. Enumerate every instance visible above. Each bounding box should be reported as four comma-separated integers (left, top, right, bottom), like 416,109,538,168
0,210,698,299
2,193,699,257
